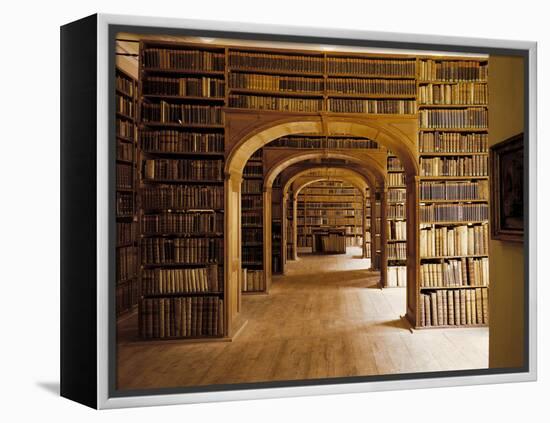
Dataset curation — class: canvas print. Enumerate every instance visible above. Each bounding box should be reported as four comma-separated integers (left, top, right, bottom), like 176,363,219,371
112,31,527,393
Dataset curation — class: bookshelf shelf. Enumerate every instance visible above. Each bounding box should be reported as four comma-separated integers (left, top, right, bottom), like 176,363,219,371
229,67,325,77
142,67,225,77
142,94,226,102
420,286,487,290
229,87,324,98
140,122,225,129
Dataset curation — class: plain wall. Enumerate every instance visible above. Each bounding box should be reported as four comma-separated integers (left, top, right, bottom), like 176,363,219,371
488,55,525,368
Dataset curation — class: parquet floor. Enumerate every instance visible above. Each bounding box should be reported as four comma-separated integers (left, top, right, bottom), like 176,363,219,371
117,248,488,390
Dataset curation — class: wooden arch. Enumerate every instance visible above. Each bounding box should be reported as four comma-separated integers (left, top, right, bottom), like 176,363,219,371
224,112,420,335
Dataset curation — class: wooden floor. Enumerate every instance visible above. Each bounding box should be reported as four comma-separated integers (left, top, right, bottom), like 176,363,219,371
117,247,488,390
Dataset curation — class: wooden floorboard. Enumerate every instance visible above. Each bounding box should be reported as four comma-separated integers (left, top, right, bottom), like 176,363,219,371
117,247,488,390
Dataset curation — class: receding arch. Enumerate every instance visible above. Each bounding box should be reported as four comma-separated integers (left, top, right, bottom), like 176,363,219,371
278,166,376,271
262,151,385,291
224,113,420,336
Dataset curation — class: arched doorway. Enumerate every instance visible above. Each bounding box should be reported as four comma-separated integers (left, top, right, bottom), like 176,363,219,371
224,112,419,335
281,167,376,271
263,154,385,288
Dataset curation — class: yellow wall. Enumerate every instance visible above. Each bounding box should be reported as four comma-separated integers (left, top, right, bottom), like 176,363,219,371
488,55,525,368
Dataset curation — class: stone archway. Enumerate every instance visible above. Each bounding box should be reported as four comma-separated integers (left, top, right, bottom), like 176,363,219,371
224,112,419,336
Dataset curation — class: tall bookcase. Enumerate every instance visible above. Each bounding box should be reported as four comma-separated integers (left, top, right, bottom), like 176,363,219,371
241,149,266,293
136,41,227,339
115,67,139,318
386,153,407,287
416,58,490,328
296,181,364,253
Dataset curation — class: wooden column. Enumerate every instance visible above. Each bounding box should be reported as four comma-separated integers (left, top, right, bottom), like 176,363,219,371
406,175,420,327
380,186,388,288
362,190,367,258
292,192,299,260
263,186,273,292
224,171,243,336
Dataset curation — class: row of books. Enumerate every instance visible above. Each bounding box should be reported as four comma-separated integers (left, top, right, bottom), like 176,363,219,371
141,185,224,210
141,238,223,265
228,94,323,112
299,202,358,209
142,48,225,71
388,188,406,202
419,132,488,153
420,258,489,287
298,209,356,217
242,179,263,194
364,242,371,258
229,51,324,73
242,247,263,264
242,210,263,226
116,119,134,140
388,204,406,219
388,172,406,186
297,236,313,247
419,224,488,257
117,246,137,281
269,136,378,149
116,192,134,217
116,164,133,189
387,266,407,287
418,83,488,105
143,159,223,181
140,130,224,154
142,76,225,98
116,279,139,316
317,232,346,253
327,78,416,95
388,157,405,171
116,75,135,97
419,181,488,201
117,222,135,245
141,265,220,295
328,99,416,114
117,140,134,162
142,212,223,235
116,94,135,118
419,108,488,129
229,72,323,92
420,204,489,222
303,196,359,203
242,195,263,209
242,228,263,243
303,187,358,195
242,269,265,292
419,60,488,82
419,156,488,177
419,288,488,327
297,218,356,226
387,220,407,240
387,242,407,260
243,162,263,176
141,102,224,125
140,296,224,339
297,225,361,236
326,58,416,77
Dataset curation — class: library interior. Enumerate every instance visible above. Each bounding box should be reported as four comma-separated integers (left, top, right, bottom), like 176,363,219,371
113,33,525,390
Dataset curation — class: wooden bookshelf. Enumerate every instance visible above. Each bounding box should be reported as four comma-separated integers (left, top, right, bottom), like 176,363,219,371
385,153,407,288
416,57,490,328
115,67,139,319
241,148,266,294
136,41,227,339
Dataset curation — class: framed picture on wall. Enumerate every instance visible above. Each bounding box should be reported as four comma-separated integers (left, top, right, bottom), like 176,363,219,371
60,14,537,409
490,133,524,242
